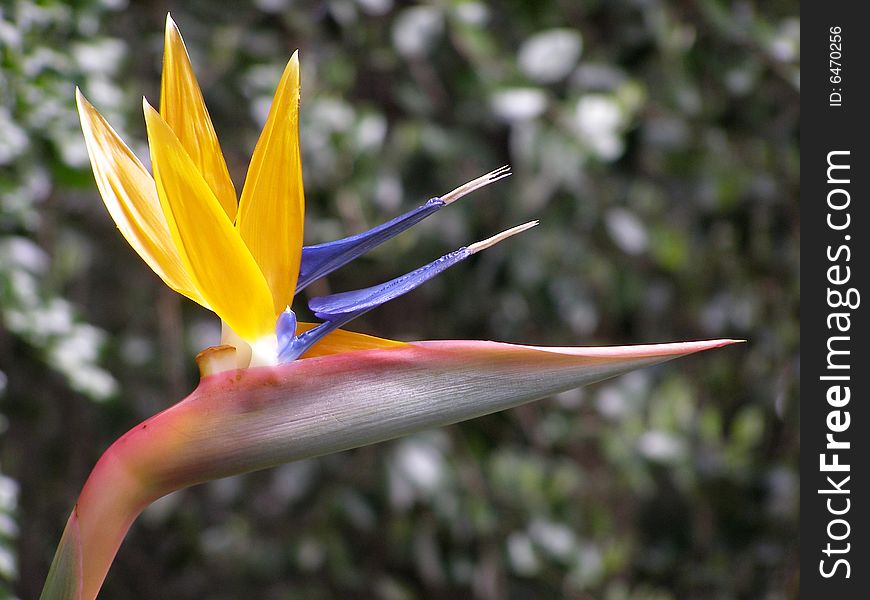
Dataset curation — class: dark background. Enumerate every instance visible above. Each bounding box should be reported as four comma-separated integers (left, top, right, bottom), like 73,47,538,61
1,0,798,598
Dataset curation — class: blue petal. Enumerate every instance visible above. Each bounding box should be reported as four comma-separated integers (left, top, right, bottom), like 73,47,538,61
278,220,537,363
295,166,511,292
309,248,468,320
276,307,297,349
297,199,443,292
279,247,468,362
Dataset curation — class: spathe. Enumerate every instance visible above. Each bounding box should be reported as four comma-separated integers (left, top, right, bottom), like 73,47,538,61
43,338,738,599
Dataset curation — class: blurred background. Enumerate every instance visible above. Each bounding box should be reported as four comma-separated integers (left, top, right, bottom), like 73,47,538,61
1,0,798,598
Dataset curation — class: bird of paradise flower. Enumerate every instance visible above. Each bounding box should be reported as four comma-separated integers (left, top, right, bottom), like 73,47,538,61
40,15,739,600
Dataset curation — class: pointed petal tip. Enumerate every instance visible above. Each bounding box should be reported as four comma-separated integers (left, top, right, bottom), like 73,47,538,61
75,88,99,117
165,13,184,42
142,97,161,127
74,88,89,117
164,14,183,49
75,90,96,136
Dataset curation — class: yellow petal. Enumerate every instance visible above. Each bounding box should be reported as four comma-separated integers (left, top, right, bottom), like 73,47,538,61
160,14,237,220
143,100,275,341
76,89,204,306
237,53,304,313
295,323,407,359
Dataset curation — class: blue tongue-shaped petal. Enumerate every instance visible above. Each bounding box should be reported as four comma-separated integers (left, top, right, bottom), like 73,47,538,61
278,220,538,362
309,249,465,319
296,166,511,292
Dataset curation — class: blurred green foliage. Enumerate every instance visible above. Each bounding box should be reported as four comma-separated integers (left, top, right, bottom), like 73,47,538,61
1,0,798,598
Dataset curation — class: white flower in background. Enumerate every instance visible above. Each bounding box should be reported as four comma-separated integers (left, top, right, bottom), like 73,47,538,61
518,28,583,84
491,87,548,122
393,6,444,58
605,207,649,255
574,94,625,161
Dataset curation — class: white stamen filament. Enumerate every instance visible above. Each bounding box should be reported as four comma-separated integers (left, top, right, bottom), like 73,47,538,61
440,165,512,205
467,220,539,254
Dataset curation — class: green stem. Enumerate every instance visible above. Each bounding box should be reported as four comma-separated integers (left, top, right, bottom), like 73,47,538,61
40,445,155,599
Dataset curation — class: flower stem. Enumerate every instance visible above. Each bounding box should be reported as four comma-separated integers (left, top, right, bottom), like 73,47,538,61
40,442,155,599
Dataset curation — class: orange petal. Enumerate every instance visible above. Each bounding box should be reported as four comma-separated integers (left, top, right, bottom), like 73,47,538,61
236,53,305,313
294,322,406,358
76,89,204,306
160,14,237,220
143,99,275,341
